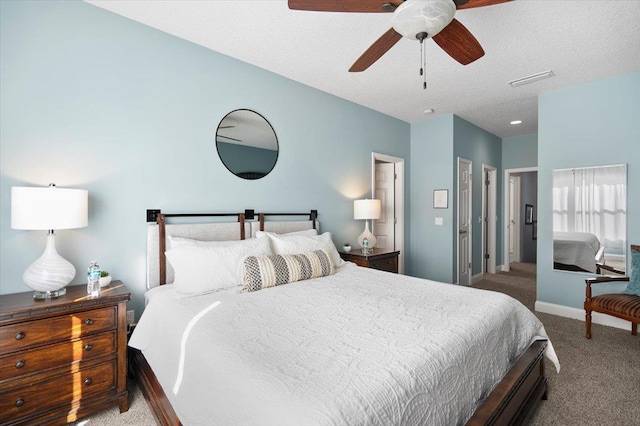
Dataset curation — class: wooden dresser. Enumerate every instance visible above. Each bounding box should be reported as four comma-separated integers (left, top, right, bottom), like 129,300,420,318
339,248,400,273
0,282,130,425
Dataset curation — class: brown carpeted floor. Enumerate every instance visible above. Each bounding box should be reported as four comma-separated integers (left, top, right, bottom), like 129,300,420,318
474,263,640,426
76,263,640,425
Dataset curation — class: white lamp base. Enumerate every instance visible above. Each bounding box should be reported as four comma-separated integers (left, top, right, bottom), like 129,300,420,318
357,220,377,254
23,232,76,299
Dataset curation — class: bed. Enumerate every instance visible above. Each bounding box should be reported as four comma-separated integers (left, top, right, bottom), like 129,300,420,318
129,210,559,425
553,231,601,273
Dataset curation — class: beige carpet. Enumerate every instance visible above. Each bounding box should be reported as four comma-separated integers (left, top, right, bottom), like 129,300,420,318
76,263,640,425
474,263,640,426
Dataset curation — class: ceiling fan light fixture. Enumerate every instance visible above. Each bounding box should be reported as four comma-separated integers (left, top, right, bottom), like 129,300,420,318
392,0,456,40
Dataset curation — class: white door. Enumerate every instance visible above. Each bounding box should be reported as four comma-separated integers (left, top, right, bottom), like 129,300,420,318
458,158,472,286
372,153,405,274
374,162,395,250
509,175,521,263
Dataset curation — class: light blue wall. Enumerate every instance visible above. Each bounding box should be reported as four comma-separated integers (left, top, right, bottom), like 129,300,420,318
537,71,640,308
0,1,410,317
409,115,503,283
409,116,455,282
453,116,502,279
502,133,538,169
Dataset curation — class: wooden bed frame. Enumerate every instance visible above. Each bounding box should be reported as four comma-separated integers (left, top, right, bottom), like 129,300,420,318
130,211,548,426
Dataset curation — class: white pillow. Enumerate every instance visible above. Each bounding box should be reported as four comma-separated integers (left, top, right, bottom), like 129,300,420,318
165,237,272,295
255,228,318,239
168,235,255,248
259,231,345,267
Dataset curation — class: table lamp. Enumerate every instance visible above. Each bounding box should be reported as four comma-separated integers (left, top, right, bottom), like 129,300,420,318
354,199,381,253
11,184,88,298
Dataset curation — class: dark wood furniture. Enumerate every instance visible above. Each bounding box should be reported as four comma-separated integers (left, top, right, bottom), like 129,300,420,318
585,245,640,339
339,248,399,273
0,282,130,425
129,211,550,426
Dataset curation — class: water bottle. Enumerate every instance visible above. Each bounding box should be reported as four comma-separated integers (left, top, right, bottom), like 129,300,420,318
362,238,369,254
87,261,101,297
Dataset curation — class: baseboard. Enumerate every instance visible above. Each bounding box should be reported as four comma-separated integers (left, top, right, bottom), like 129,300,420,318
496,264,505,273
472,272,484,285
535,301,633,331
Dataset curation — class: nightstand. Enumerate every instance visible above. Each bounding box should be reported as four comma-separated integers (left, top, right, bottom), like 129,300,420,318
0,281,131,425
339,248,400,273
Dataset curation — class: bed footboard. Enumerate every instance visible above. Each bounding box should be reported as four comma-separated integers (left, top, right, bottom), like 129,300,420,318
130,341,548,426
466,340,548,425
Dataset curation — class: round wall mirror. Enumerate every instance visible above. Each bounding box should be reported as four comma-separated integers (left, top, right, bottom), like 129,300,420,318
215,109,279,180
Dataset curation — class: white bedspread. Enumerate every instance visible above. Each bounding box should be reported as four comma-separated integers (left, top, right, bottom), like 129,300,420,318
130,264,559,426
553,231,600,273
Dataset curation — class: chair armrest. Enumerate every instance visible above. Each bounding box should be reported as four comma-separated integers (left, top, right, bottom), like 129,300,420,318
595,263,626,276
586,276,630,285
585,276,629,299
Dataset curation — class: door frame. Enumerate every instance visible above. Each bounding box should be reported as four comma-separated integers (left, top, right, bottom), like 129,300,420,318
457,157,472,286
371,153,405,274
482,165,497,275
503,166,537,272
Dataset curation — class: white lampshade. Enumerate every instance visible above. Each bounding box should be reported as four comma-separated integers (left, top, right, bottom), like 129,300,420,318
11,185,88,298
11,186,88,230
354,199,381,251
392,0,456,40
354,199,382,220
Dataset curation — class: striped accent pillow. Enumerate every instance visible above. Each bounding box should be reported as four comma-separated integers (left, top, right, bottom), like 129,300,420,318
241,249,335,292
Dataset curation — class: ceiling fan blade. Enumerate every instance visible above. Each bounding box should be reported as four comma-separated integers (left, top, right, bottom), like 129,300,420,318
349,28,402,72
288,0,402,13
432,19,484,65
455,0,512,10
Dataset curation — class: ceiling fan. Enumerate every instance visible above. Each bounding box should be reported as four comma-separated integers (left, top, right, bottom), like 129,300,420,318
288,0,512,72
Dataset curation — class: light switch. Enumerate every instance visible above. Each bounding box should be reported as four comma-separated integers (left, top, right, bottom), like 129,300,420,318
435,217,443,225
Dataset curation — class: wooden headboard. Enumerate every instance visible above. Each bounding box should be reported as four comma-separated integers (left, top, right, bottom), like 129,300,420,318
146,209,318,288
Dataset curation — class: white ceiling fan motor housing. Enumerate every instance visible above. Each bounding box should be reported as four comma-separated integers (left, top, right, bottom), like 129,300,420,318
392,0,457,40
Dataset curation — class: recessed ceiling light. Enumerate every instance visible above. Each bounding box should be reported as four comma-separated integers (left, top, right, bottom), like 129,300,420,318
508,70,554,87
424,108,434,114
510,120,522,125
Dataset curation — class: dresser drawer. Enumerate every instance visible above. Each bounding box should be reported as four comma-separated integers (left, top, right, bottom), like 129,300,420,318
368,256,398,273
0,331,116,383
0,360,116,422
0,307,116,355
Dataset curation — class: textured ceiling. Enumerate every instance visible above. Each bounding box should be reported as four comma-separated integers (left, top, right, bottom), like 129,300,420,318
85,0,640,138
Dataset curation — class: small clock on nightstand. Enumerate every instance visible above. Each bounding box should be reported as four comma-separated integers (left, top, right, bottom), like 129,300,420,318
339,248,399,274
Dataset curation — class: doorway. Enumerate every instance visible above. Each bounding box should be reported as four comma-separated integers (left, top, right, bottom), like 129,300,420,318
371,153,405,273
503,167,538,272
482,165,497,275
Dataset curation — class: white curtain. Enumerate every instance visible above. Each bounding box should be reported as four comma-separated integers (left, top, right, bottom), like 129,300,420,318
552,165,626,254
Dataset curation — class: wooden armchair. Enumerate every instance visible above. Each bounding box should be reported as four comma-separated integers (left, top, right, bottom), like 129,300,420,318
585,244,640,339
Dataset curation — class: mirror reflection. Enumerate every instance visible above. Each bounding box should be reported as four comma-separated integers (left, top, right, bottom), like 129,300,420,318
552,164,627,275
216,109,278,180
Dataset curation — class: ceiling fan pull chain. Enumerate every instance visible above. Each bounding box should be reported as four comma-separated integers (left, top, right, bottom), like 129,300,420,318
416,31,428,90
422,38,427,90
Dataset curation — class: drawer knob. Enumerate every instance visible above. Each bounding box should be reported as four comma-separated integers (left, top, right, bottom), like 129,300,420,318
84,318,94,326
15,332,25,340
15,360,25,369
15,398,25,407
84,378,92,386
84,344,93,351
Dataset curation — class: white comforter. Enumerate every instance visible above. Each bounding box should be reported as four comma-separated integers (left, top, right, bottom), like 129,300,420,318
130,264,559,426
553,231,600,273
